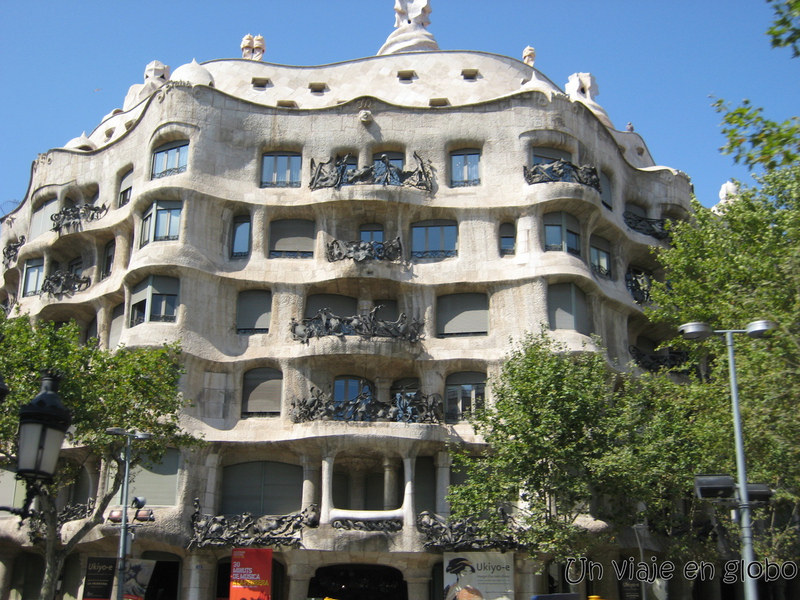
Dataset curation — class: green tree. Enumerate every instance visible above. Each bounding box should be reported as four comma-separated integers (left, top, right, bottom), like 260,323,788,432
648,165,800,562
447,333,708,560
0,315,201,600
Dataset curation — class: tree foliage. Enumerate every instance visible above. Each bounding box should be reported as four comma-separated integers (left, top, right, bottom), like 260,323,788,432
767,0,800,57
648,165,800,562
447,333,709,561
0,314,201,600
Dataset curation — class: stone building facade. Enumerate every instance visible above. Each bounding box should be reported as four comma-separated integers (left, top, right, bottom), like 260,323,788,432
0,5,691,599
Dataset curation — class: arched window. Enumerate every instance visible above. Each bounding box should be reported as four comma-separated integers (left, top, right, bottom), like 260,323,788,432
450,149,481,187
269,219,314,258
118,169,133,208
410,220,457,259
445,372,486,422
261,152,301,188
231,215,251,258
590,235,612,277
548,282,591,334
360,223,384,243
236,290,271,334
436,293,489,337
373,151,404,185
242,367,282,416
140,201,182,247
531,146,571,165
499,222,516,256
130,276,180,327
544,211,581,256
152,141,188,179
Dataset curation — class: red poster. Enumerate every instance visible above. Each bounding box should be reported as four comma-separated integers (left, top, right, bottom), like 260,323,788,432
230,548,272,600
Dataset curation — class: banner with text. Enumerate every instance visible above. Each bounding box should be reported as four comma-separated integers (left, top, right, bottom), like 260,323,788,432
443,552,514,600
123,559,157,600
230,548,273,600
82,557,117,600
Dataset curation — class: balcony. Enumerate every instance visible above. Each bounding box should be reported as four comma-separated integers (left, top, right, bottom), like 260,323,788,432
326,237,402,263
290,307,423,344
629,345,688,372
625,267,653,304
310,152,434,192
523,159,601,193
623,211,669,240
51,204,108,235
40,271,91,298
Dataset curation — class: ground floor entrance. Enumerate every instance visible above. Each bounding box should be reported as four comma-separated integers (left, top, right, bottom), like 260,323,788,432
307,564,408,600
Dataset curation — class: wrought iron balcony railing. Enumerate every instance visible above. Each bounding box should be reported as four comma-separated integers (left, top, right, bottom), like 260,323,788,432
290,307,422,344
188,499,319,549
51,204,108,234
3,236,25,266
291,384,443,424
629,345,688,372
416,510,525,552
152,165,186,179
623,211,669,240
625,267,653,304
40,271,91,297
523,159,602,193
326,237,402,263
310,152,434,192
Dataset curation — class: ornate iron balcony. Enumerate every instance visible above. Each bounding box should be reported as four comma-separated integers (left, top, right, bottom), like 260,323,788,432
269,250,313,259
623,211,669,240
188,499,319,549
523,159,601,193
51,204,108,235
3,236,25,266
40,270,91,297
291,383,443,424
152,165,187,179
629,345,688,372
626,267,653,304
326,237,403,263
332,518,403,532
310,152,434,192
290,306,423,343
591,263,611,278
416,510,525,552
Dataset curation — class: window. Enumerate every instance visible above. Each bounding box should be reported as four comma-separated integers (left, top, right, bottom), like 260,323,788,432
373,152,404,186
499,222,516,255
152,141,188,179
445,372,486,422
140,201,181,247
548,282,591,334
360,223,384,243
30,198,58,239
118,169,133,207
115,449,179,506
237,290,271,333
269,219,314,258
590,235,612,277
334,376,372,406
242,368,283,416
450,149,481,187
101,240,115,279
129,276,179,327
108,303,125,348
221,462,303,516
544,211,581,256
599,171,613,210
261,152,301,188
338,154,359,186
231,215,251,258
67,256,83,276
410,220,457,259
391,377,420,403
305,294,358,318
531,147,571,165
23,258,44,297
436,293,489,337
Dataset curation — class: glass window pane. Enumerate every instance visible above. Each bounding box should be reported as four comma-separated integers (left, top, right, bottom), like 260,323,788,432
452,154,466,181
545,225,562,249
442,225,456,251
567,231,580,255
411,227,425,252
427,227,441,251
467,154,480,181
232,220,251,255
276,155,288,182
289,155,301,183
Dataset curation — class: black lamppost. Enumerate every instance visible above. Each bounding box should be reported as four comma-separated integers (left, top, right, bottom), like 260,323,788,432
1,372,72,518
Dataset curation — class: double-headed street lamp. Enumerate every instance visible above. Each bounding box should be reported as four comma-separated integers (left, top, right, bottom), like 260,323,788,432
679,319,776,600
0,373,73,518
106,427,152,600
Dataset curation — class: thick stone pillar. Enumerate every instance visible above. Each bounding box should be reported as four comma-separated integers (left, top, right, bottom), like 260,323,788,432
0,551,16,600
287,564,314,600
320,454,335,523
401,456,416,526
374,376,392,405
301,455,319,510
383,457,399,510
434,451,451,516
349,470,365,510
183,553,217,600
515,554,539,600
406,576,430,600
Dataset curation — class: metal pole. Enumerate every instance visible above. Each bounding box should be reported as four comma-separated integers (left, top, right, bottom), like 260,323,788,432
633,524,647,600
116,433,132,600
725,330,758,600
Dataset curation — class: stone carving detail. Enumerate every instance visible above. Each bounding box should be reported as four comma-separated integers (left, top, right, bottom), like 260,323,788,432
188,499,319,549
523,159,601,192
291,383,443,424
625,267,653,304
629,346,688,372
40,271,91,297
51,204,108,235
332,518,403,532
3,236,25,266
326,237,403,263
290,307,422,344
416,510,525,552
623,212,669,240
310,152,433,192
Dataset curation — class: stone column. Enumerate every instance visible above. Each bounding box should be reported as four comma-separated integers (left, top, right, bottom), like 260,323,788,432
301,455,319,510
434,451,451,516
349,470,365,510
374,377,392,405
401,456,416,526
406,576,430,600
0,550,16,600
515,554,539,600
320,454,335,523
183,553,217,600
384,457,399,510
287,564,314,600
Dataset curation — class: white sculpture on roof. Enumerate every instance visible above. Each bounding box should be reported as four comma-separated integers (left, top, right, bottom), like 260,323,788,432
522,46,536,67
378,0,439,55
241,34,264,61
253,35,265,61
566,72,614,129
241,35,254,59
123,60,170,111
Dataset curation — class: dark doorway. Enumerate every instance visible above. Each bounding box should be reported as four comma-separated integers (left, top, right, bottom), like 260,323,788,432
141,551,180,600
308,564,407,600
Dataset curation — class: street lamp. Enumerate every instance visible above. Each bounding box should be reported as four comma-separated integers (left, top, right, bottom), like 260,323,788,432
0,373,73,518
679,319,777,600
106,427,152,600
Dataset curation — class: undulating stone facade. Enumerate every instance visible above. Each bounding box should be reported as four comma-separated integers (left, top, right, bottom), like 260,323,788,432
0,4,691,599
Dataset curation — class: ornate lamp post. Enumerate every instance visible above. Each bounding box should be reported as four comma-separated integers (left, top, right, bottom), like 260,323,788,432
106,427,152,600
679,319,776,600
0,373,72,518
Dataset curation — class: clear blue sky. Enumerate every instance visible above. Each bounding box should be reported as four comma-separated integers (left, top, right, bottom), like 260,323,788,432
1,0,797,212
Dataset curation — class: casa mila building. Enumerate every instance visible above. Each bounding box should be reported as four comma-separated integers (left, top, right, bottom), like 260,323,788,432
0,2,692,599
